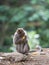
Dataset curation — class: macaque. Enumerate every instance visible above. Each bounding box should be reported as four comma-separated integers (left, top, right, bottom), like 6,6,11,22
13,28,30,54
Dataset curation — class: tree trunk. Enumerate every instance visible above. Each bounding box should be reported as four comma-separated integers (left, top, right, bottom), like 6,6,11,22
0,22,6,46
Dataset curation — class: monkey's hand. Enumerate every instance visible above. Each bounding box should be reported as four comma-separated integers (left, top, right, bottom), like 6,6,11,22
21,36,27,43
22,36,25,40
15,38,23,44
22,35,27,40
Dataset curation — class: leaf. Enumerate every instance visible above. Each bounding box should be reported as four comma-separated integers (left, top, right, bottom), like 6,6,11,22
9,8,19,16
18,19,27,27
0,6,10,13
29,13,39,21
10,10,28,22
38,10,49,21
30,0,37,4
0,16,8,21
23,5,34,12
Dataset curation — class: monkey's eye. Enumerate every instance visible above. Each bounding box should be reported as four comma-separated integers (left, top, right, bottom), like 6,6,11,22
18,30,22,34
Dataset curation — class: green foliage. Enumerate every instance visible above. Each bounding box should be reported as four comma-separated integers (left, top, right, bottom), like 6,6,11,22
11,10,28,22
0,0,49,52
0,46,13,52
4,37,12,46
0,36,13,52
40,29,49,48
0,6,9,12
0,6,10,21
28,31,37,49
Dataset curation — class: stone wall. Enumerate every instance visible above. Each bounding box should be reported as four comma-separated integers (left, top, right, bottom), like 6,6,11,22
0,48,49,65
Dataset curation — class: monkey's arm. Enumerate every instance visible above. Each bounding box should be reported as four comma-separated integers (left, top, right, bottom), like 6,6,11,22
13,32,22,44
13,37,22,44
15,39,22,44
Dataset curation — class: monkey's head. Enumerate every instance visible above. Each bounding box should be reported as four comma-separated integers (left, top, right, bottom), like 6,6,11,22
17,28,25,37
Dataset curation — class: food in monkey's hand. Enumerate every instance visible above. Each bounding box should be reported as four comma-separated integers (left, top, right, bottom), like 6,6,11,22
22,36,25,40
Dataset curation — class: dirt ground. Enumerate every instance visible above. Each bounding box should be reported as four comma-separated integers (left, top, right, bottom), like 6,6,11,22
0,48,49,65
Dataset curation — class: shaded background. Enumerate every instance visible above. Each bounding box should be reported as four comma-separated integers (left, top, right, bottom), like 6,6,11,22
0,0,49,52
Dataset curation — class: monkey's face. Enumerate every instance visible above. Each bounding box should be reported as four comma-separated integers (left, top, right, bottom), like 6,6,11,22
17,28,25,37
17,29,23,34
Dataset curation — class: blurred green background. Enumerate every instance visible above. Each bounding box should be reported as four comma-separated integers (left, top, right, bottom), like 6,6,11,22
0,0,49,52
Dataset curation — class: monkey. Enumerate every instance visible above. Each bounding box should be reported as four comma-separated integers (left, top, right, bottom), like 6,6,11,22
13,28,30,54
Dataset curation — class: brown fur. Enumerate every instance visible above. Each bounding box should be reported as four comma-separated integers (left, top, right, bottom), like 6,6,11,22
13,28,30,54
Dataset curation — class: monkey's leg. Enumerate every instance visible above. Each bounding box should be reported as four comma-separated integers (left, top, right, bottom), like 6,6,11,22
16,44,21,53
20,43,25,54
16,44,24,54
23,43,30,54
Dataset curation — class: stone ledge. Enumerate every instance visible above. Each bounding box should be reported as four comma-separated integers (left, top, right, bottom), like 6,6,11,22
0,48,49,65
